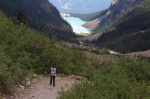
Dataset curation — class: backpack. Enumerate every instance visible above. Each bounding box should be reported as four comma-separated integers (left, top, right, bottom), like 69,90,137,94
50,67,56,76
51,71,55,75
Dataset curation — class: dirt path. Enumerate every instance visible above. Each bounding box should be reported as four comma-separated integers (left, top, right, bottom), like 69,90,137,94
4,76,76,99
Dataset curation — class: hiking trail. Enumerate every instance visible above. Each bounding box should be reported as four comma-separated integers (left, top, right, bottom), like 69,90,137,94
4,76,76,99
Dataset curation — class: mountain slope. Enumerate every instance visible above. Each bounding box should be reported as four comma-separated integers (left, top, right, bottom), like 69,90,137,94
71,10,108,21
95,0,150,53
0,0,76,39
0,13,91,93
104,0,144,24
84,0,144,32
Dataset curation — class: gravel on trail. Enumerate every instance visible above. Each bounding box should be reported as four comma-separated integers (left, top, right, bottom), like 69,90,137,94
4,76,76,99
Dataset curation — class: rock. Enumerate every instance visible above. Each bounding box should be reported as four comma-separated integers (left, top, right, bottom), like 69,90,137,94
29,86,34,89
70,74,76,78
25,78,30,82
58,74,65,77
19,85,25,90
26,81,31,85
31,79,37,83
73,75,87,81
31,80,34,83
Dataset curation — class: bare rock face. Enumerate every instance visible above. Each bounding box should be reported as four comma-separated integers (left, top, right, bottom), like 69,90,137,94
84,0,145,31
111,0,118,5
105,0,144,23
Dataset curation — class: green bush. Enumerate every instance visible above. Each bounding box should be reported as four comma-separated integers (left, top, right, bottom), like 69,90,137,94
0,18,92,92
0,46,28,92
58,56,150,99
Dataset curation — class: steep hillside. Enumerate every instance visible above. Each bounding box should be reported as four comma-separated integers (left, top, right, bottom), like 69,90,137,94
84,0,144,32
104,0,144,24
0,10,5,18
0,15,91,93
95,0,150,53
0,0,76,40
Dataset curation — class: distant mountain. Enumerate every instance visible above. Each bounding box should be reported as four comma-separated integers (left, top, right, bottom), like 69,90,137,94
49,0,111,14
71,10,108,21
0,0,76,40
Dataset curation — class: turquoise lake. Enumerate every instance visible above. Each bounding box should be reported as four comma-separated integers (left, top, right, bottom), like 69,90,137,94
62,17,91,35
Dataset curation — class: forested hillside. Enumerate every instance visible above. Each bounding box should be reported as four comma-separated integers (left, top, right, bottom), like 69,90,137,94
88,0,145,32
95,0,150,53
59,56,150,99
0,0,76,40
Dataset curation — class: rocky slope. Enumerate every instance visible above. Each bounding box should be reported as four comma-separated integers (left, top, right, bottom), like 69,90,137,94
95,0,150,53
105,0,144,23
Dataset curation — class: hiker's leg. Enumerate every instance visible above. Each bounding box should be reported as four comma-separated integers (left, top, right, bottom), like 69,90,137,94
50,76,52,85
53,76,55,87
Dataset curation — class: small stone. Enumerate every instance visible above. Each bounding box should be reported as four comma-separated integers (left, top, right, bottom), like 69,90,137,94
70,75,75,78
19,85,25,90
29,86,34,89
31,80,35,83
26,81,31,85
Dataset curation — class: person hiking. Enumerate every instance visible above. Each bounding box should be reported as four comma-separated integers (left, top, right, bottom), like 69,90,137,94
50,64,57,87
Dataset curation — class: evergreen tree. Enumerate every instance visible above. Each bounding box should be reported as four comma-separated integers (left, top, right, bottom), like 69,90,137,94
16,7,27,25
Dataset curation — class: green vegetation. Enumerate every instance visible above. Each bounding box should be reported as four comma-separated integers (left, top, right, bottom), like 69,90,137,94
93,0,144,32
93,22,112,33
95,0,150,53
0,17,90,93
0,1,150,99
58,56,150,99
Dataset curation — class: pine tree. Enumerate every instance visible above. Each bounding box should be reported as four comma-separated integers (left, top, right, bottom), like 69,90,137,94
16,6,27,25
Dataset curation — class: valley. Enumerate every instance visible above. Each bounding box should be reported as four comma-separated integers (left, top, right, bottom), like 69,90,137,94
62,16,92,35
0,0,150,99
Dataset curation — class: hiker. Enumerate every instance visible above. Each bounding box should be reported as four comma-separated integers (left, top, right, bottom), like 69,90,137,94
50,64,57,87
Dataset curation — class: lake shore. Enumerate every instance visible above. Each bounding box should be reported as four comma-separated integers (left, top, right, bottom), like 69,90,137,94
62,16,92,35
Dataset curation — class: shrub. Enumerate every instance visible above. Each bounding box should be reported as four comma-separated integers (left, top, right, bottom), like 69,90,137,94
58,56,150,99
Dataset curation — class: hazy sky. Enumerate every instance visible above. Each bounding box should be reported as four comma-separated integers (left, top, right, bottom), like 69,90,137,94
49,0,112,13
